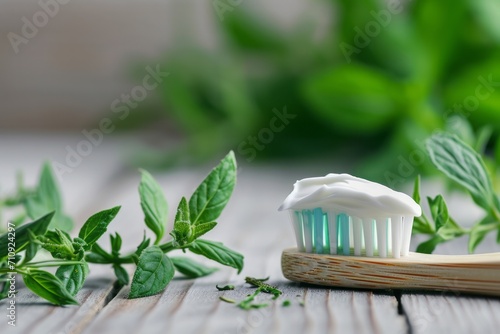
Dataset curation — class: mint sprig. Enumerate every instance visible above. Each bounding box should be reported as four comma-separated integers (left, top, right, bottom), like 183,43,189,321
91,150,242,299
413,133,500,253
0,151,243,305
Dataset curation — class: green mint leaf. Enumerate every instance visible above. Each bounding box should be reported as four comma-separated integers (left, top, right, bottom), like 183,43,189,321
0,212,54,259
24,162,73,231
189,151,237,225
170,256,218,278
55,263,90,296
192,222,217,240
188,239,244,274
23,230,40,264
78,206,121,247
426,133,498,212
171,197,192,245
175,197,190,224
468,223,497,253
57,229,75,251
39,229,77,260
416,236,443,254
411,175,435,235
23,269,79,306
113,264,130,286
129,246,174,299
110,233,123,257
282,300,291,307
139,170,168,244
412,175,421,204
427,195,449,232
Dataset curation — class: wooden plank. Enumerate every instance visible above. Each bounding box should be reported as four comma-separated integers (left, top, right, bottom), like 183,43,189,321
401,291,500,334
0,275,117,334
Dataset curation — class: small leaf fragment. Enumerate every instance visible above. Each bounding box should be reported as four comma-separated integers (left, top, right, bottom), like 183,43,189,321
216,284,235,291
219,296,236,304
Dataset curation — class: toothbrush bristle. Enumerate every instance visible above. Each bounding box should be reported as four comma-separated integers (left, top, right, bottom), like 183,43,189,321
291,208,414,258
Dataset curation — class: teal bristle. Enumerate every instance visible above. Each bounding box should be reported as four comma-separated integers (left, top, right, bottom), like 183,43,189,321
290,208,412,258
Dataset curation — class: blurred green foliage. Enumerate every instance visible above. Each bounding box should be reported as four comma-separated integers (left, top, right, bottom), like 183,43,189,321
136,0,500,186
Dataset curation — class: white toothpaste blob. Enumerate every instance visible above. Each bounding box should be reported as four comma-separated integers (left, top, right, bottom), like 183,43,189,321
279,173,421,218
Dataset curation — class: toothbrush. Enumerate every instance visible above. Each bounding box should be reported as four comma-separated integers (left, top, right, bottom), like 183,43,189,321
279,173,500,297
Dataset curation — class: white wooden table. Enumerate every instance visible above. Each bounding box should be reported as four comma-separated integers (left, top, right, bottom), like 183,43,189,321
0,134,499,334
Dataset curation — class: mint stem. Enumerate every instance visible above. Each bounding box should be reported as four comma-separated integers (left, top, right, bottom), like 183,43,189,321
25,260,85,268
159,241,175,253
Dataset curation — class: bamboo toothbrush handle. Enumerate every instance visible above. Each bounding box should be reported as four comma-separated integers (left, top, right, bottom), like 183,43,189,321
281,248,500,297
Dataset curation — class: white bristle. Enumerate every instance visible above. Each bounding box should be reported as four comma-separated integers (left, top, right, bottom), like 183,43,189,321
402,215,414,257
303,212,313,253
349,221,354,248
387,223,392,254
363,219,374,257
352,217,362,256
293,210,414,258
376,218,388,258
391,216,402,258
290,212,305,252
328,211,337,255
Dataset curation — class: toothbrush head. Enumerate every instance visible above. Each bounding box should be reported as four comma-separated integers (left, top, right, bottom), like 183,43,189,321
279,173,421,258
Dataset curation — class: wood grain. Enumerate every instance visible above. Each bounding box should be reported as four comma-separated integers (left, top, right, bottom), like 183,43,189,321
282,248,500,296
400,234,500,334
401,292,500,334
